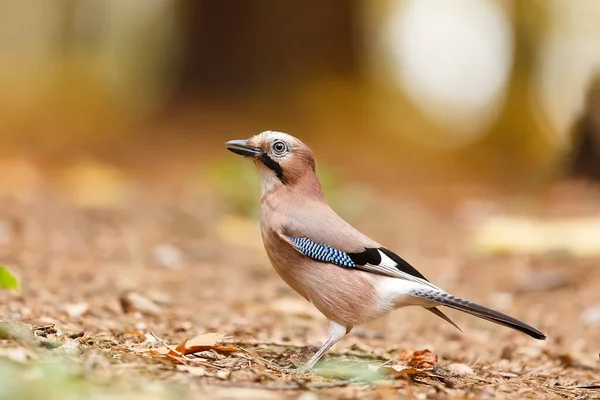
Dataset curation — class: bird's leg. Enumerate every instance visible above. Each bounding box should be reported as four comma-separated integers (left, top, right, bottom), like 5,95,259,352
275,321,347,373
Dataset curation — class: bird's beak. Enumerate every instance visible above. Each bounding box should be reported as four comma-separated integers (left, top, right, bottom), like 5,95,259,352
226,139,262,157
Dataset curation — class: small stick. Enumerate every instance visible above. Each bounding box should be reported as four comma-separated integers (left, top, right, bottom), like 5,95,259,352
148,332,189,360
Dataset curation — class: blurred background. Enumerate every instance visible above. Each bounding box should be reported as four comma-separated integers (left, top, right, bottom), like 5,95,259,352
2,0,600,198
0,1,600,397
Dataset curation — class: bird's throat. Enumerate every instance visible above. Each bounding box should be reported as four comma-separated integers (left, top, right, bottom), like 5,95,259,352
259,154,284,181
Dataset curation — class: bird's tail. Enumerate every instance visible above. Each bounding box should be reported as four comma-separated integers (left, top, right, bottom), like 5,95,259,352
413,289,546,340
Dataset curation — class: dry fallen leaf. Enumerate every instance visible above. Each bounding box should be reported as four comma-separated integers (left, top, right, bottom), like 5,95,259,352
174,332,238,355
130,347,170,356
381,364,422,378
122,330,146,339
399,349,438,369
133,332,237,361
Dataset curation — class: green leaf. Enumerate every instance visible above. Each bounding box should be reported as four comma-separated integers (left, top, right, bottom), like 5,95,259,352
0,266,20,292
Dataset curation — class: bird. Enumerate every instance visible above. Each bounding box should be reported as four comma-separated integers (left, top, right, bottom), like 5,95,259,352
225,131,546,373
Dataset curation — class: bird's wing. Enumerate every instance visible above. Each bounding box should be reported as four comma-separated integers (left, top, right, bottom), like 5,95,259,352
278,206,441,290
278,206,457,329
276,208,545,340
281,234,441,291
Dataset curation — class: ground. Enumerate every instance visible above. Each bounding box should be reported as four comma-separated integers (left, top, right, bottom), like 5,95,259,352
0,159,598,400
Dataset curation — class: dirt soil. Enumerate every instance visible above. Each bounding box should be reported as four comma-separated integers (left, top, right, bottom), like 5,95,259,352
0,162,599,400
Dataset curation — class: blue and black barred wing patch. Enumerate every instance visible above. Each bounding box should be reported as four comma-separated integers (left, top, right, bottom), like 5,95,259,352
288,237,356,268
287,236,432,284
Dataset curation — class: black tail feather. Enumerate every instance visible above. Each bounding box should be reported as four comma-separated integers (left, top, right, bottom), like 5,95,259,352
415,290,546,340
426,307,462,332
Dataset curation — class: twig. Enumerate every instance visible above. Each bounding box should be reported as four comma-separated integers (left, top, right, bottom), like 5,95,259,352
235,345,283,371
148,332,189,360
181,355,226,369
32,324,55,332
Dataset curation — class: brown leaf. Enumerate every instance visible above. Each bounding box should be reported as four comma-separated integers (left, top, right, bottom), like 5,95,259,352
172,332,234,356
130,332,234,362
213,344,240,353
399,349,438,369
173,337,190,355
122,330,146,339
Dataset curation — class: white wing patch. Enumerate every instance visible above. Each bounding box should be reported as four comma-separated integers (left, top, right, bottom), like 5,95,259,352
363,249,443,291
378,250,398,268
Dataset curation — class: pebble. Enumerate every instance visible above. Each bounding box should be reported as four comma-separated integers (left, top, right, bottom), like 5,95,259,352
446,363,474,376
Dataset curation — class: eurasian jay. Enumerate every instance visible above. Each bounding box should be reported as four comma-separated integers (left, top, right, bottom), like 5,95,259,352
226,131,546,373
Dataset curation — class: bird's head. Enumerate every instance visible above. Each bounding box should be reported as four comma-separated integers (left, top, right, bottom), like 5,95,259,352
226,131,317,194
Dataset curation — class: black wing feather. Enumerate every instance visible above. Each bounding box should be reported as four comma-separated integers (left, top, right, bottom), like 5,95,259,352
288,237,429,282
378,247,429,281
347,248,381,265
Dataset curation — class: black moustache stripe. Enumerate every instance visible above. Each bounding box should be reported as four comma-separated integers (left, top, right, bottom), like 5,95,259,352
260,154,285,181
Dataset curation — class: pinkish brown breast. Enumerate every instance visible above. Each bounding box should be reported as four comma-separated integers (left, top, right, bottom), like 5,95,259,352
261,225,385,329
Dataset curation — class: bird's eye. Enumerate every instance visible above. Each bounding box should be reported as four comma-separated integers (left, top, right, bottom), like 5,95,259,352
272,140,288,155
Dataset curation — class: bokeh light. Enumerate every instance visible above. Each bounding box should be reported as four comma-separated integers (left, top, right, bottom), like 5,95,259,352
384,0,514,145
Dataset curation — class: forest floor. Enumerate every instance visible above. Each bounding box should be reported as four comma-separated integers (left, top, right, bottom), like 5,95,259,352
0,156,598,400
